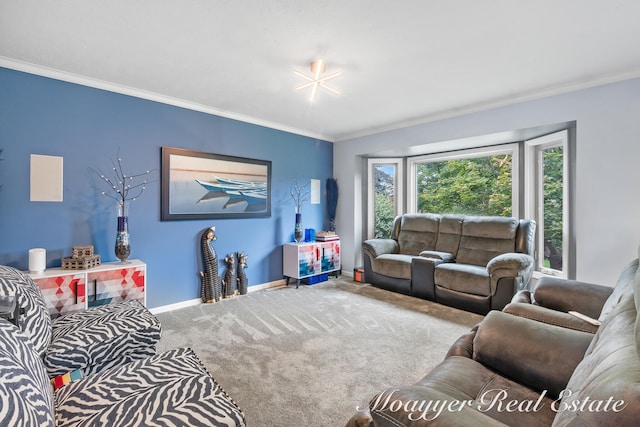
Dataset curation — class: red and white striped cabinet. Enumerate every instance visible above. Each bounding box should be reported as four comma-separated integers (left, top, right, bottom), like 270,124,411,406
29,260,146,318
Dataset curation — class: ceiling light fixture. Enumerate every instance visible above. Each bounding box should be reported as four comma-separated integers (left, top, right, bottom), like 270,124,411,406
294,59,342,102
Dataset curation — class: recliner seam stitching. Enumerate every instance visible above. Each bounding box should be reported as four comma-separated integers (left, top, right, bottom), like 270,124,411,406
370,408,406,427
505,311,594,333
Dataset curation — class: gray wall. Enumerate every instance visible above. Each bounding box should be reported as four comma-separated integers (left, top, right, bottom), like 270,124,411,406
334,77,640,287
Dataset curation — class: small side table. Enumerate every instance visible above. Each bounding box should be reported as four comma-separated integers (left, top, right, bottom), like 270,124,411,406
0,295,19,326
283,240,341,288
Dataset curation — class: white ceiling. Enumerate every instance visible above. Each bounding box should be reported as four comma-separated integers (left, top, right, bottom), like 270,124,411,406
2,0,640,142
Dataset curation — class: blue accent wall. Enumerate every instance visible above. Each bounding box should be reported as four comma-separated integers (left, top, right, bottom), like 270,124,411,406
0,67,333,309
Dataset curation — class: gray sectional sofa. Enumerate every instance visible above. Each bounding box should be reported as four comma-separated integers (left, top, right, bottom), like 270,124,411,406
363,214,536,314
347,251,640,426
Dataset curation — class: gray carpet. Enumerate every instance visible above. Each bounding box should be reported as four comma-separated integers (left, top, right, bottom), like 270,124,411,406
156,278,483,427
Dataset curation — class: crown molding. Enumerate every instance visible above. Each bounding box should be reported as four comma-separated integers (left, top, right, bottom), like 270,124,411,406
335,67,640,142
5,56,640,145
0,57,334,143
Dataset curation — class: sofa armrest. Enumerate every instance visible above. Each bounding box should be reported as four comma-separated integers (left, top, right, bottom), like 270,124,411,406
487,253,534,297
344,410,374,427
473,311,593,398
532,277,612,319
511,290,533,304
419,250,455,262
486,253,533,276
362,239,399,259
445,324,478,359
503,302,599,334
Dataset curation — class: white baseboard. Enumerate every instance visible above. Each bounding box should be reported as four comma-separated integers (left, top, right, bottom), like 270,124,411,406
247,278,287,292
149,298,201,315
149,278,287,314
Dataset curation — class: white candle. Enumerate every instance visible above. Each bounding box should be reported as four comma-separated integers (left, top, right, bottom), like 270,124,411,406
29,248,46,273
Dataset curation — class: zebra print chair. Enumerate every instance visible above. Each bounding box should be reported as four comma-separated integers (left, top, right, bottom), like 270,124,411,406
0,318,246,426
0,265,161,377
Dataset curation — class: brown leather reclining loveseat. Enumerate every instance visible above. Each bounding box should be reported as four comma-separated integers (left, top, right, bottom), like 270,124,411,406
363,214,536,314
347,251,640,426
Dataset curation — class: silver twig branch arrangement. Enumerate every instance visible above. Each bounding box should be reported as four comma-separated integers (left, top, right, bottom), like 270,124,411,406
95,150,151,212
290,178,309,213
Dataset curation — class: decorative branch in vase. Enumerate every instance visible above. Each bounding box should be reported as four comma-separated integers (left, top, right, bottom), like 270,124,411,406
95,150,151,263
326,178,338,232
290,179,309,243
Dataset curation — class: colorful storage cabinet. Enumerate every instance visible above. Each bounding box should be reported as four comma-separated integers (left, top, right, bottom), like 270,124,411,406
283,240,340,288
29,260,146,318
29,272,86,318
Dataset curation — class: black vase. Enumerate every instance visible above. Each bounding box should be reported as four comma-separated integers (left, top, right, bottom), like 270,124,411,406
115,215,131,262
294,213,304,242
115,203,131,263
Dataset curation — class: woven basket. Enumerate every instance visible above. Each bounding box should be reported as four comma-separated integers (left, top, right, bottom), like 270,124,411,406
62,255,101,270
72,245,94,258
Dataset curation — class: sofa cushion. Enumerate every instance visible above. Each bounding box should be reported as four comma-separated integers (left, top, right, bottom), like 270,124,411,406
54,347,246,427
397,213,440,255
456,217,518,266
435,263,491,296
372,254,414,280
0,318,55,427
45,299,162,377
473,311,593,398
434,214,463,255
503,302,600,334
0,266,52,356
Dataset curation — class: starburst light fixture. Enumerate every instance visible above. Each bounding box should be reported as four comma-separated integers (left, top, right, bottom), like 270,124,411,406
294,59,342,102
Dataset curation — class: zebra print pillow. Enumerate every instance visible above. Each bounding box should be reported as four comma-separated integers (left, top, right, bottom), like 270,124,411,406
0,266,52,356
0,318,55,427
45,299,162,377
55,347,246,426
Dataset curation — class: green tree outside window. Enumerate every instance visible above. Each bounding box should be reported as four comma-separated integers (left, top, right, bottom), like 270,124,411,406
416,155,512,217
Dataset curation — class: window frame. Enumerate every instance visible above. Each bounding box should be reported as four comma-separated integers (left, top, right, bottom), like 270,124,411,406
524,130,570,279
367,158,404,239
362,128,574,279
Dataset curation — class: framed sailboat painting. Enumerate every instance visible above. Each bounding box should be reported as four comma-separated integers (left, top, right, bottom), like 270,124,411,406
161,147,271,220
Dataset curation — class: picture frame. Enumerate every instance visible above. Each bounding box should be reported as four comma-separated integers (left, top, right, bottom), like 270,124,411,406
161,147,271,221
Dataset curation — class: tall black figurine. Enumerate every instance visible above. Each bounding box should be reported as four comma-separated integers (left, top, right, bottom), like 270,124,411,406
200,227,221,303
237,252,248,295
